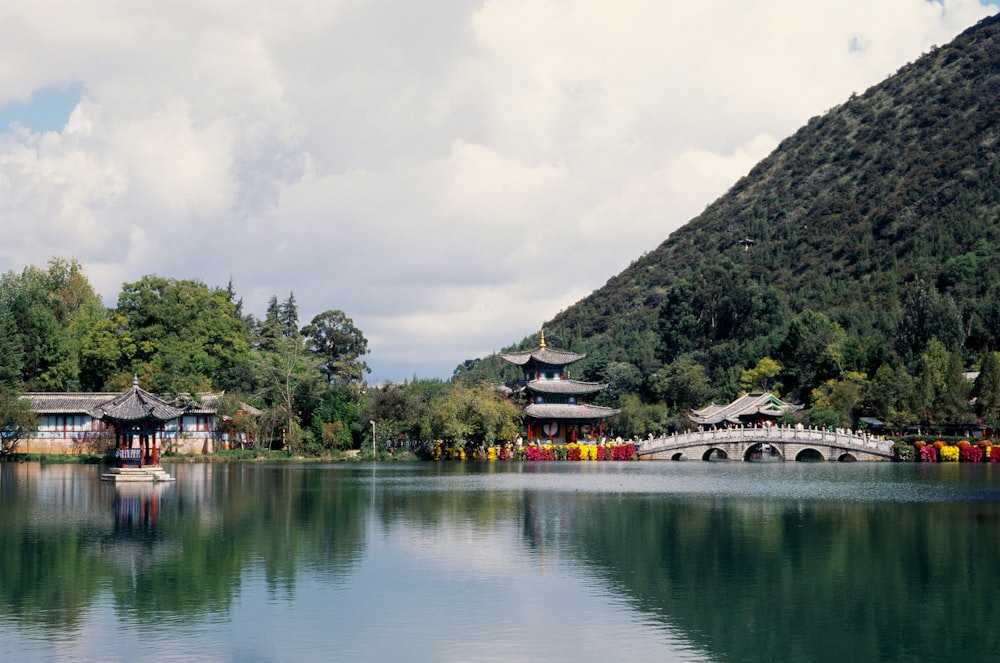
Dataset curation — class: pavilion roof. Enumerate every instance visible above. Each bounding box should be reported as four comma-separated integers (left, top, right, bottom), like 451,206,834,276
689,392,801,426
90,377,187,424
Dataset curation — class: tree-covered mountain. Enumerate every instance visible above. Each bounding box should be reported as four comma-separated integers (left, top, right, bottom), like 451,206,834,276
457,14,1000,432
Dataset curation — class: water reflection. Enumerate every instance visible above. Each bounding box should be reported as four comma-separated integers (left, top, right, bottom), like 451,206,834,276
1,461,999,662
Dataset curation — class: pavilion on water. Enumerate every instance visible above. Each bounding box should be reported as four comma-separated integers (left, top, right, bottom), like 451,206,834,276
96,376,179,482
500,331,620,444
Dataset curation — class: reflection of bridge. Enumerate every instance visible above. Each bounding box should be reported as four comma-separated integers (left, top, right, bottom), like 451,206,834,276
638,426,895,462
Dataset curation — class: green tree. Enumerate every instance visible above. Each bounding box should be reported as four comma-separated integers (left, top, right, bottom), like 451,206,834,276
864,363,914,427
426,381,521,450
810,372,867,426
0,258,101,390
277,292,299,339
972,351,1000,422
0,307,23,389
310,385,363,451
895,282,964,370
252,335,324,452
78,312,137,390
649,357,713,410
302,310,370,385
739,357,783,394
777,310,847,402
909,338,970,425
597,362,643,406
0,389,36,453
614,393,669,437
114,276,248,393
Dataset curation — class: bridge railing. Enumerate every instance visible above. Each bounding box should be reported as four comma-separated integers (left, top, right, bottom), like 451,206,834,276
639,425,894,456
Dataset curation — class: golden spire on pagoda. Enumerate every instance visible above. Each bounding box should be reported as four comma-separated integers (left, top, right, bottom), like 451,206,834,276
540,329,547,349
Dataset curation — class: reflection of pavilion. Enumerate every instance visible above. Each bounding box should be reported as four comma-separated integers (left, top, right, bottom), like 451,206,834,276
99,377,178,482
113,482,170,533
101,482,180,574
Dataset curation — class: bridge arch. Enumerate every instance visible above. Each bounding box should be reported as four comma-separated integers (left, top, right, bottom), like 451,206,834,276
795,448,826,462
837,453,857,462
744,442,783,462
670,452,688,461
703,448,730,461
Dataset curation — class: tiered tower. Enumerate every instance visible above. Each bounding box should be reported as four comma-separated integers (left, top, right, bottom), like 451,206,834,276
500,331,620,443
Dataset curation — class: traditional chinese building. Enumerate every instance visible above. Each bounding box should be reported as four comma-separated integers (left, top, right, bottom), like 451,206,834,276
21,381,243,457
689,392,801,428
96,376,185,481
500,332,620,443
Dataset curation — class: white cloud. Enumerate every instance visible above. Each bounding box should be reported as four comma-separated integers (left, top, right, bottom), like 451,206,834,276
0,0,996,381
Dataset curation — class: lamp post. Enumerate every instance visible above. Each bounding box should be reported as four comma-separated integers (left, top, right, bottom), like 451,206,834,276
370,420,376,460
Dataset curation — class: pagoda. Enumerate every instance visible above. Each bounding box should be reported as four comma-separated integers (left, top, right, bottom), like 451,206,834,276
500,331,620,443
95,376,180,482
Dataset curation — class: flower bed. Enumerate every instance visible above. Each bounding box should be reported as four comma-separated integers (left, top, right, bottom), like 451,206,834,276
939,445,959,462
507,442,636,461
895,439,998,462
959,445,983,463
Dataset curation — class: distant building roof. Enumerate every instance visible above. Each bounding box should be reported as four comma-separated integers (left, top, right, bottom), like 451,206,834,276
690,392,801,426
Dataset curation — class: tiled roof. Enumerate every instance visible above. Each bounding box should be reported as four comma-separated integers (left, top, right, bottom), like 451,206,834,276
25,389,231,418
525,379,606,395
499,347,585,367
24,393,114,413
525,403,620,420
91,382,186,423
689,392,801,425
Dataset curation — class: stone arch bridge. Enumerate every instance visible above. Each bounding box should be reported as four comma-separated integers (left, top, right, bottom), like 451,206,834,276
638,425,894,462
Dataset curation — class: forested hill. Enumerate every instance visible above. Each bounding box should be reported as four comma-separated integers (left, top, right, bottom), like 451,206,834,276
457,13,1000,426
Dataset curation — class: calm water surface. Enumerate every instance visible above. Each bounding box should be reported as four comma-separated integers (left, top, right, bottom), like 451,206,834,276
2,460,999,662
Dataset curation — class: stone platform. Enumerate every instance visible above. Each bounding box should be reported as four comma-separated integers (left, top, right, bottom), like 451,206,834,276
101,466,176,482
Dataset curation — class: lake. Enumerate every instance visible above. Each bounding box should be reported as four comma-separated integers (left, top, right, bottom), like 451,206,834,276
2,460,999,662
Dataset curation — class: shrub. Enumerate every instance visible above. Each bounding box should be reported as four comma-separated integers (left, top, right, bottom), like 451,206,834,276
894,444,915,462
959,445,983,463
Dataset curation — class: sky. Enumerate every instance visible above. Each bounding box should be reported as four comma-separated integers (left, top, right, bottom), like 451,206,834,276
1,1,997,384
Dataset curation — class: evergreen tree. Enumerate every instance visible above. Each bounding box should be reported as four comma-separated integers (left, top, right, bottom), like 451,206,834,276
278,292,299,338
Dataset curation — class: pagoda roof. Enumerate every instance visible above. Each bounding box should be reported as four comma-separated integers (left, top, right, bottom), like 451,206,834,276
89,377,186,424
499,347,585,367
525,379,607,395
525,403,620,421
689,392,801,426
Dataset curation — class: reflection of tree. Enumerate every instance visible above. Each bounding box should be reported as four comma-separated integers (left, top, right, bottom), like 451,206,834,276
563,494,1000,663
0,464,108,629
0,465,368,629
